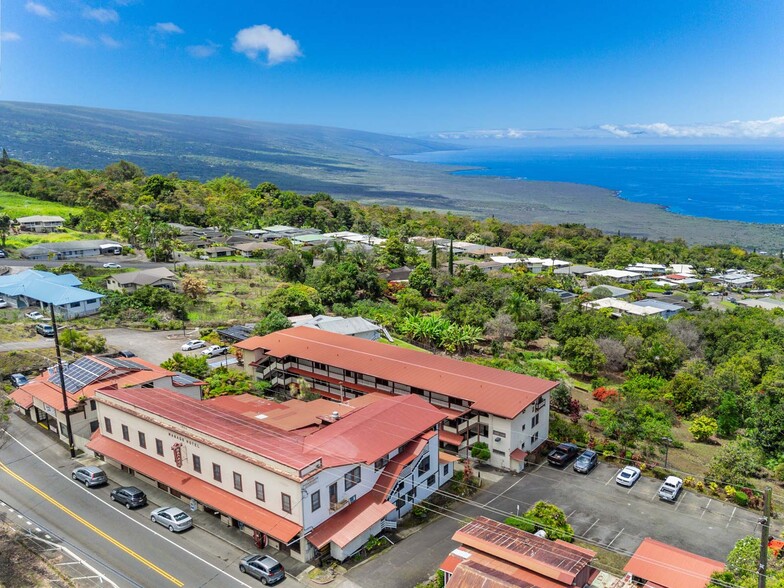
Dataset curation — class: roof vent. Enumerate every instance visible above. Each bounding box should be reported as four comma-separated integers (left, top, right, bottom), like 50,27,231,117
332,410,340,420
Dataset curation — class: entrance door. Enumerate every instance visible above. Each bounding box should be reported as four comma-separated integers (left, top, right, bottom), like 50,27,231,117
34,407,50,430
329,482,338,508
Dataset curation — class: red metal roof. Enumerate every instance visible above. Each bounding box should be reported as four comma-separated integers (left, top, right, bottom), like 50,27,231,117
438,451,461,464
510,449,528,462
439,430,464,446
9,388,33,409
624,538,724,588
452,517,595,585
87,433,301,543
306,492,395,549
237,328,557,419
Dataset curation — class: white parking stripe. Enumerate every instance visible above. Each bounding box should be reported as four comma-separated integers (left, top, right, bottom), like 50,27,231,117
608,527,625,547
584,519,600,535
606,471,618,486
701,498,712,518
726,506,737,528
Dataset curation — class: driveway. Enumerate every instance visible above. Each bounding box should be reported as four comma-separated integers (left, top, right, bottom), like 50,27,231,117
92,327,203,365
347,462,762,588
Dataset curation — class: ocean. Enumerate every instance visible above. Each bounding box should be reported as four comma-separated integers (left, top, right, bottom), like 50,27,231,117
401,146,784,225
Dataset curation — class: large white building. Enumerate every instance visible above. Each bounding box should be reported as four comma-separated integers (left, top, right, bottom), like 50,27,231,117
236,327,556,471
87,388,450,562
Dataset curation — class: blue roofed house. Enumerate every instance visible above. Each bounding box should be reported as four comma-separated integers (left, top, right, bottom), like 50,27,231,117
0,270,104,318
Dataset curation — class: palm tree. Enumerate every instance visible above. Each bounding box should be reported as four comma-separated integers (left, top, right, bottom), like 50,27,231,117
0,214,11,248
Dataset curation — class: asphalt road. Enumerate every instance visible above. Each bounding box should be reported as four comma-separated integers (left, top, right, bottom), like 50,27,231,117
347,461,763,588
0,415,293,588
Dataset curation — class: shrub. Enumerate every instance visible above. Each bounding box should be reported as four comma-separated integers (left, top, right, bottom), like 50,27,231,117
592,386,618,403
695,481,705,493
471,442,491,462
688,415,718,442
709,482,719,495
734,490,749,507
684,476,696,488
773,462,784,482
725,485,737,499
651,467,667,480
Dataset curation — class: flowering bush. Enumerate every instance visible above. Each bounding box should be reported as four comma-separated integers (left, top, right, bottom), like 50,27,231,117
725,485,737,499
592,387,618,403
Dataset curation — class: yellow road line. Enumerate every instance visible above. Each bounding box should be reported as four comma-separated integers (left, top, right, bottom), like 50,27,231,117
0,461,183,587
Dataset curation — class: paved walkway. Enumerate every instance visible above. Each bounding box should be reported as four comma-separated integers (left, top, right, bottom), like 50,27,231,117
0,339,53,352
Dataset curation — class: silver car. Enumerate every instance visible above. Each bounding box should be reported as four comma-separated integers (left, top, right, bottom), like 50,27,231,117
71,466,107,487
150,507,193,532
239,554,285,584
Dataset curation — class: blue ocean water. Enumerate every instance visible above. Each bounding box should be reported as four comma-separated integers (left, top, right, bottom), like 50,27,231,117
401,146,784,224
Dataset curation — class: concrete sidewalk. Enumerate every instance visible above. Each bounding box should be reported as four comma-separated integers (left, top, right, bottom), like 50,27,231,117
80,455,313,581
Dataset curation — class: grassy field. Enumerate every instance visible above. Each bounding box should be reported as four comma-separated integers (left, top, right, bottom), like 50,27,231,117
186,265,280,324
0,191,82,218
5,228,102,250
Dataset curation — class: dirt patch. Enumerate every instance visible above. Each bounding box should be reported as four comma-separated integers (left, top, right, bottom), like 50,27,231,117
0,522,70,588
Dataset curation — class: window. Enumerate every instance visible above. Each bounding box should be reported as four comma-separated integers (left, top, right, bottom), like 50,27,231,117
427,474,436,486
59,422,68,437
155,438,164,456
121,424,129,441
311,490,321,512
233,472,243,492
314,361,327,371
213,463,222,482
344,466,361,491
89,400,96,411
255,482,265,502
281,493,292,514
492,430,506,438
103,417,112,434
530,431,540,445
374,456,389,471
193,455,201,473
89,420,99,433
417,456,431,477
70,302,80,308
531,413,540,428
376,378,389,387
521,423,526,431
138,431,146,449
478,424,489,438
443,464,449,476
492,449,505,456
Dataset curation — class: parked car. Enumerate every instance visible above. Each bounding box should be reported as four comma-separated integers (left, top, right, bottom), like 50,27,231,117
239,554,285,584
708,292,721,297
150,507,193,532
573,450,598,474
202,345,229,357
103,262,122,269
181,339,207,351
25,311,45,320
118,350,136,358
72,466,108,487
547,443,579,467
0,299,8,308
728,297,738,303
615,466,642,487
110,486,147,509
658,476,683,502
35,323,55,337
9,373,28,387
0,249,6,258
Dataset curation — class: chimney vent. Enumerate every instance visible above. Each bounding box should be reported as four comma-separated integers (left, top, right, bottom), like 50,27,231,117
332,410,340,420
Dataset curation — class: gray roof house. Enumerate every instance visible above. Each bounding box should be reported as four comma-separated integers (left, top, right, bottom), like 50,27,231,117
585,285,633,299
288,314,388,341
106,267,179,293
16,215,65,233
20,239,122,260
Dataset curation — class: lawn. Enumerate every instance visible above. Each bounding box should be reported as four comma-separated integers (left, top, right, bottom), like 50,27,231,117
378,336,430,352
0,191,82,219
185,265,279,325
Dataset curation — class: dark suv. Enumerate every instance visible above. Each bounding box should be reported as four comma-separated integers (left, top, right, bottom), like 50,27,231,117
35,323,55,337
110,486,147,509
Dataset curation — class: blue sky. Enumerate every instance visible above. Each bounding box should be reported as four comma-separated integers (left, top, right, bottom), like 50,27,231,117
1,0,783,137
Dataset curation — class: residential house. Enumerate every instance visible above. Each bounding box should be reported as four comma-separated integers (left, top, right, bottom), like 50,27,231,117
737,298,784,311
439,517,601,587
16,215,65,233
669,264,697,276
621,538,723,588
293,234,334,247
626,263,667,276
709,270,759,289
201,246,235,258
231,242,286,257
86,388,449,562
584,297,674,318
0,269,103,317
544,288,578,302
522,257,571,273
8,355,204,451
383,266,413,283
659,274,704,289
585,285,633,299
263,225,322,239
462,245,516,258
19,239,123,260
586,269,641,283
235,327,556,471
553,263,600,276
289,315,387,341
106,267,179,293
217,324,255,343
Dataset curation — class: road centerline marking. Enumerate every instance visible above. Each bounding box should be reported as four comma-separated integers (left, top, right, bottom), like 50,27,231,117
0,461,183,587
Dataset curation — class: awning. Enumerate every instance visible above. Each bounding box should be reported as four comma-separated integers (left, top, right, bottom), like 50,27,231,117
438,451,461,464
87,434,302,543
510,449,528,462
307,493,395,549
439,430,464,446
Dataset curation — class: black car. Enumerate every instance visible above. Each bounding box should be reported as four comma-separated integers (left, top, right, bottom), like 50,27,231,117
547,443,579,467
573,450,598,474
110,486,147,509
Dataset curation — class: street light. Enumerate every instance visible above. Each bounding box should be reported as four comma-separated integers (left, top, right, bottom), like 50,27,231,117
660,436,672,469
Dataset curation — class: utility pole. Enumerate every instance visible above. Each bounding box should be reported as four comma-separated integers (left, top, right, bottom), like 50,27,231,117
758,486,772,588
49,303,76,458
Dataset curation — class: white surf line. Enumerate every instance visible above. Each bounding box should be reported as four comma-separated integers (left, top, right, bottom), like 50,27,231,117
701,498,711,518
725,506,737,529
2,430,254,588
607,527,625,548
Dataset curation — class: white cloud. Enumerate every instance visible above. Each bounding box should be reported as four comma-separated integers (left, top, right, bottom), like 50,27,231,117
84,8,119,23
100,34,121,48
152,22,184,34
232,24,301,65
60,33,92,46
25,1,54,18
604,116,784,139
0,32,22,42
187,41,220,58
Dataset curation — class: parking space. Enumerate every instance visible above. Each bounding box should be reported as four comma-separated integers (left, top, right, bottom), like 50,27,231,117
489,461,761,561
91,327,202,365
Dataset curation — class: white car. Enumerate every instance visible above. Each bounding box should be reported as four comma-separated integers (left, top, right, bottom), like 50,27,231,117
103,262,122,269
25,311,45,320
658,476,683,502
202,345,229,357
616,466,641,487
181,339,207,351
150,506,193,532
0,299,8,308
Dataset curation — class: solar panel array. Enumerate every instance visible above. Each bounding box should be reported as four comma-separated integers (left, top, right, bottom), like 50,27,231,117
49,357,111,393
103,357,150,371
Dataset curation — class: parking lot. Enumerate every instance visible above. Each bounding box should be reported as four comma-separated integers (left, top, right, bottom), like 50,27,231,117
348,460,763,588
90,327,204,365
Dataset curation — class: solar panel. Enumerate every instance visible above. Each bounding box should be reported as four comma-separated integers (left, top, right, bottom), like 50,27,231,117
103,358,149,371
172,373,200,386
49,357,111,393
